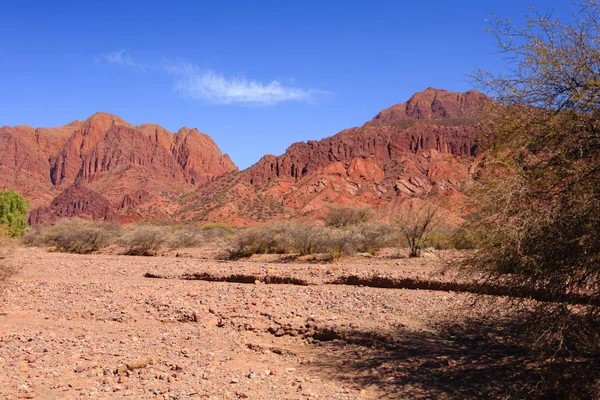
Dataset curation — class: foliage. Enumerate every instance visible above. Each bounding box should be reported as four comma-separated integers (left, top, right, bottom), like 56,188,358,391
166,226,204,249
467,2,600,397
223,220,393,261
22,219,116,254
0,190,29,237
351,223,397,255
118,225,168,256
321,205,374,228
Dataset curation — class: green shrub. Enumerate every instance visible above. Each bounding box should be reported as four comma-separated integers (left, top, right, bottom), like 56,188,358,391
0,190,29,237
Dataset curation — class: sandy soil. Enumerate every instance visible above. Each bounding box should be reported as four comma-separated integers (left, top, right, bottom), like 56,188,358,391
0,247,508,399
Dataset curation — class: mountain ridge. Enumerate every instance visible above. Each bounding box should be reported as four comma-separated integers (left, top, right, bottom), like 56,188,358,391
0,88,487,225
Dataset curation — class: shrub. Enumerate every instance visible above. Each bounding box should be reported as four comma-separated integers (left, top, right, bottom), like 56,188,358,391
119,225,167,256
286,223,327,255
22,219,115,254
321,228,356,262
166,226,204,249
466,3,600,396
200,223,234,241
351,223,396,255
224,226,271,259
0,236,18,281
321,205,374,228
223,220,396,261
0,190,29,237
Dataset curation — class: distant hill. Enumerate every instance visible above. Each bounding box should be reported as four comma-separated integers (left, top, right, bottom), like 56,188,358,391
1,88,489,225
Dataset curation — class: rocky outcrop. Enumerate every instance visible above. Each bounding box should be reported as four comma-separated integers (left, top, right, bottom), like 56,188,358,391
171,128,237,186
2,112,237,224
368,87,488,124
244,90,482,188
179,88,487,224
4,88,488,226
29,185,112,225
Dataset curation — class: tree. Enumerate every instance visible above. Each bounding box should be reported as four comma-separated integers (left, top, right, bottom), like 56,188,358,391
0,190,29,237
467,1,600,397
395,202,441,257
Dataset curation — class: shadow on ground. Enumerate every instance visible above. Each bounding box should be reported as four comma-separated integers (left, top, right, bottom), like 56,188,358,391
306,317,598,399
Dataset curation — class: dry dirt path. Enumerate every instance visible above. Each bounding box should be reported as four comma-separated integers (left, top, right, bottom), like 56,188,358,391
0,248,494,399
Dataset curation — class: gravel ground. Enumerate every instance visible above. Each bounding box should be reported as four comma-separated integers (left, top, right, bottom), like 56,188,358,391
0,247,505,399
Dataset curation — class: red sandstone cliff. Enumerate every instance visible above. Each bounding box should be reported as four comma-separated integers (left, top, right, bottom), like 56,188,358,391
2,88,488,225
178,88,488,224
0,112,237,224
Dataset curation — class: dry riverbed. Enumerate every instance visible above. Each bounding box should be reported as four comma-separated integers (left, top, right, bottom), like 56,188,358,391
0,247,515,399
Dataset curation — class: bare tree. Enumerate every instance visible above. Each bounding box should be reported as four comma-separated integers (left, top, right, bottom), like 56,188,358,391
466,2,600,397
395,203,441,257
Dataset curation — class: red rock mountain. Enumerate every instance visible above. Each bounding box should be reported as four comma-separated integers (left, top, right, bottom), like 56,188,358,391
177,88,489,224
0,112,237,224
1,88,488,225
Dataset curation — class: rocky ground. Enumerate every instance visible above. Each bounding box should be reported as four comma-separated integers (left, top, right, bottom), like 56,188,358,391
0,247,516,399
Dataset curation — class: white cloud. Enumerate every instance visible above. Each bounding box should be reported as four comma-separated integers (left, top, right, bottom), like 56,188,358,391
168,63,326,105
99,50,146,71
97,52,327,105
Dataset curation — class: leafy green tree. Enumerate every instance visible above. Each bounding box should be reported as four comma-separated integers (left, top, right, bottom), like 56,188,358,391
0,190,29,237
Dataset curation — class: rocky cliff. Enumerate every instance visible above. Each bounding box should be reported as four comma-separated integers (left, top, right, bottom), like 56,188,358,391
178,88,488,224
0,113,237,224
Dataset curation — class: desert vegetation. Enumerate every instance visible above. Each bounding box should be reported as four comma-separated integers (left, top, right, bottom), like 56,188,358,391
20,207,461,261
223,205,434,261
0,232,18,282
0,190,29,237
21,219,232,256
461,1,600,397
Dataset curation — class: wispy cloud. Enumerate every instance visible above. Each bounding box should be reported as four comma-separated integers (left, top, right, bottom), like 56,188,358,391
96,51,328,106
167,63,325,105
97,50,146,71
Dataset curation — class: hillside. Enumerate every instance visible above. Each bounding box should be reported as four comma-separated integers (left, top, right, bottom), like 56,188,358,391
0,113,237,224
178,88,488,224
1,88,488,225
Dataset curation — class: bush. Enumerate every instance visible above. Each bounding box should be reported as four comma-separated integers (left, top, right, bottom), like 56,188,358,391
200,223,234,241
0,190,29,237
22,219,116,254
321,228,356,262
166,226,204,249
224,227,269,259
286,223,327,255
119,225,167,256
0,236,18,281
394,203,441,257
467,3,600,396
350,223,396,255
321,205,374,228
223,221,390,261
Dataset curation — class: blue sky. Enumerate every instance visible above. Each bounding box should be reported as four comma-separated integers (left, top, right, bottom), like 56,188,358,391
0,1,573,169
